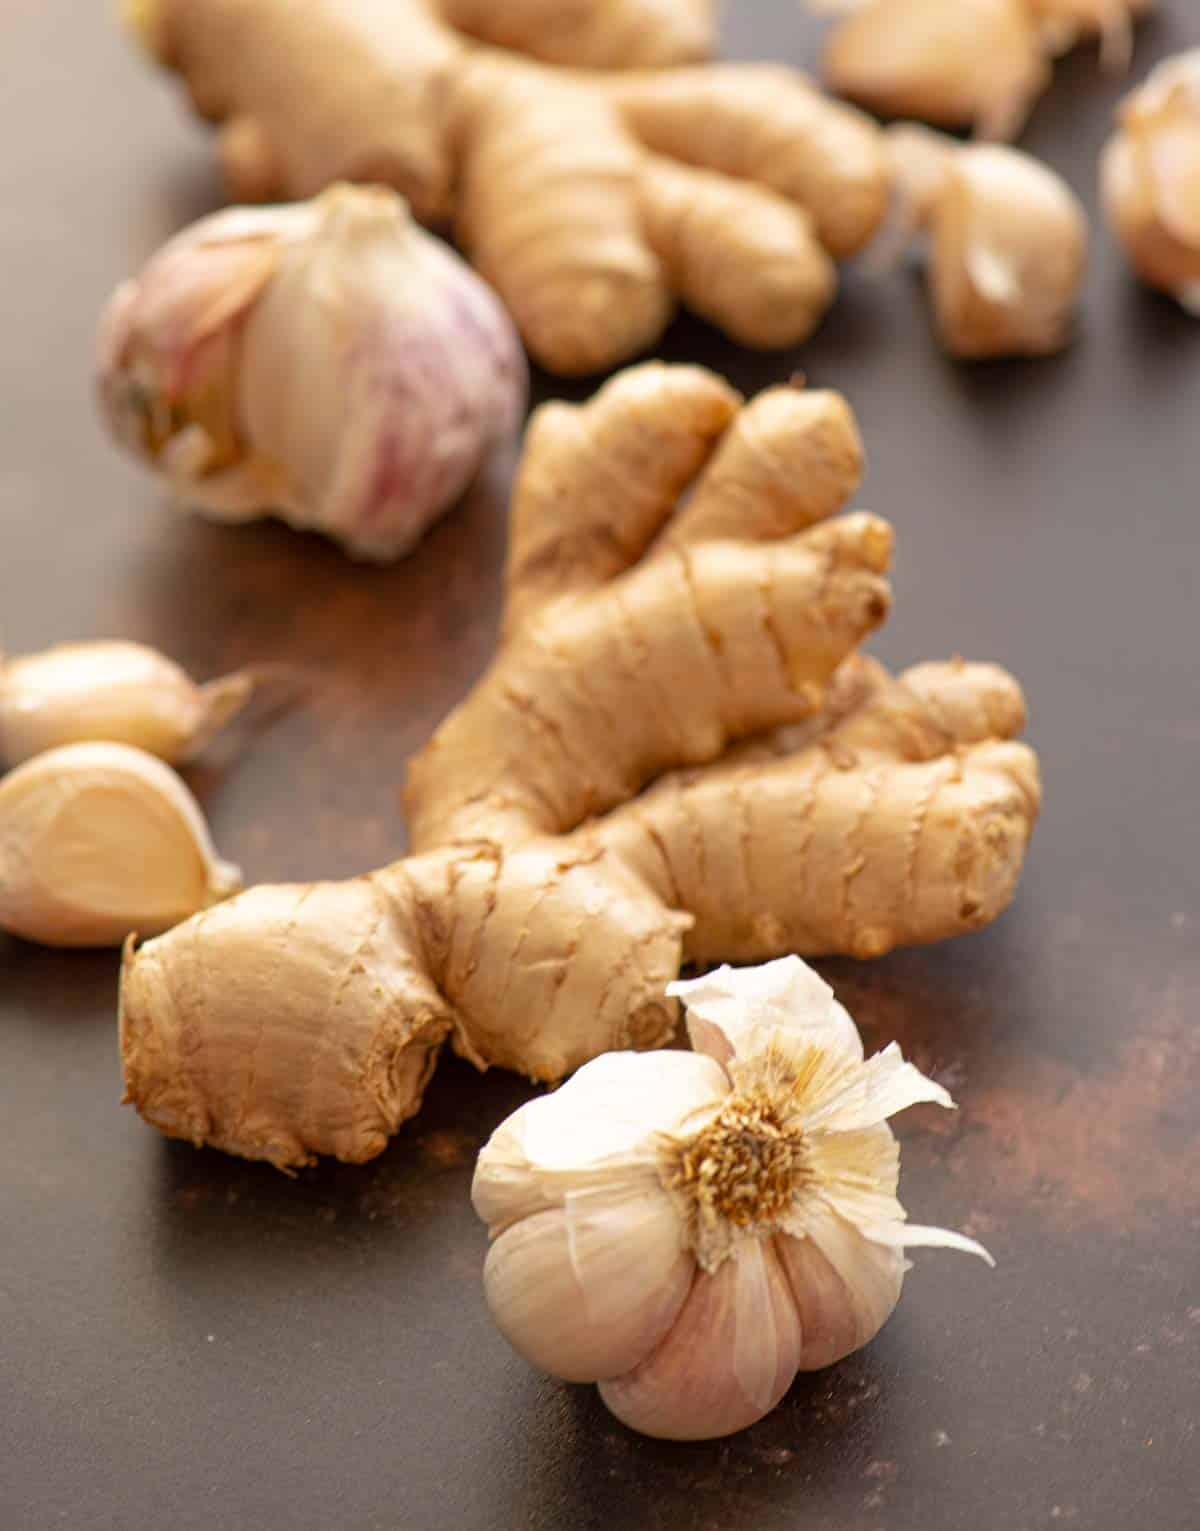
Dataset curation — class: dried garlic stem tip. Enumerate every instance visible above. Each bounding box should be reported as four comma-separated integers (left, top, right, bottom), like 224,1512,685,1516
120,0,168,62
1103,50,1200,313
96,184,527,563
820,0,1050,142
1028,0,1153,72
0,640,254,768
473,957,993,1442
885,127,1089,358
0,743,240,948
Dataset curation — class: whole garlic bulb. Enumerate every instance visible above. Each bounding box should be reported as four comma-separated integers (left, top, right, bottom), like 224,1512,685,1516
0,742,241,947
0,641,253,768
97,184,528,562
1102,51,1200,314
473,957,991,1441
887,124,1089,358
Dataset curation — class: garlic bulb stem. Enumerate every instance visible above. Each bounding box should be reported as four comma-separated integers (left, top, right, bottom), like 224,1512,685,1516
473,957,992,1440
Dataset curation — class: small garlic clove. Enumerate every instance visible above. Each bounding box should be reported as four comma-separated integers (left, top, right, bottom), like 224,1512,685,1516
472,1049,728,1232
0,641,254,767
820,0,1050,142
0,742,241,948
777,1207,905,1372
482,1185,694,1383
925,143,1089,358
598,1239,804,1441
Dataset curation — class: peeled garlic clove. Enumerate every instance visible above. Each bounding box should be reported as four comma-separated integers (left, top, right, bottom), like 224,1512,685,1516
472,1048,727,1231
483,1185,693,1383
599,1240,804,1441
97,184,527,562
0,742,240,947
777,1210,905,1372
1103,52,1200,312
0,641,253,768
821,0,1050,142
921,142,1088,357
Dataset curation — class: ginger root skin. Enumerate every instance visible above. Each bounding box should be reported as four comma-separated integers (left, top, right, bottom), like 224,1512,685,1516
119,365,1041,1171
123,0,889,375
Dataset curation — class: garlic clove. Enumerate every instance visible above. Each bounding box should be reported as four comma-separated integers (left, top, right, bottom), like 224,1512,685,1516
598,1238,804,1441
926,143,1089,358
0,641,254,767
482,1185,694,1383
670,955,864,1071
821,0,1049,142
472,1049,727,1231
0,742,241,947
777,1207,905,1372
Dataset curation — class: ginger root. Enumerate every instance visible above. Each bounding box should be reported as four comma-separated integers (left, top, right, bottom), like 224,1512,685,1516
120,364,1041,1171
122,0,888,374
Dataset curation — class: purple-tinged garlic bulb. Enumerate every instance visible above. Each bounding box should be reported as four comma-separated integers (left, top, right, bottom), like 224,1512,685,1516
97,185,527,562
1103,51,1200,315
473,957,992,1442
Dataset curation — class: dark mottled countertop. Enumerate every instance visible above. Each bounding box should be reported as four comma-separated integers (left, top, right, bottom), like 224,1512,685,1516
2,3,1197,1528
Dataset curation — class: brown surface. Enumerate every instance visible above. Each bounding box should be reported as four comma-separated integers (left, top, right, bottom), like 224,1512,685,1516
2,4,1198,1528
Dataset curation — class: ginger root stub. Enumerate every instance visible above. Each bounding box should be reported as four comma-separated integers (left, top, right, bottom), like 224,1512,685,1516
120,365,1041,1172
121,0,887,374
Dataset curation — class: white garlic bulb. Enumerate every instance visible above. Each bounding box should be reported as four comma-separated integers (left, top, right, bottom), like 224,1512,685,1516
1102,50,1200,314
0,742,241,947
0,641,253,768
887,124,1089,358
97,184,527,562
473,957,991,1441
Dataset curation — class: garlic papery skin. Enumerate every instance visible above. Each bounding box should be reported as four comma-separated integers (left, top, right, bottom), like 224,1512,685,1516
888,126,1089,358
0,742,241,948
0,641,253,768
97,184,528,562
472,957,992,1441
1103,51,1200,314
1028,0,1153,70
819,0,1051,142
